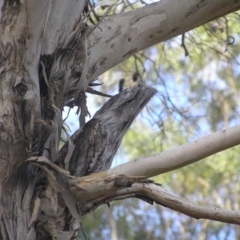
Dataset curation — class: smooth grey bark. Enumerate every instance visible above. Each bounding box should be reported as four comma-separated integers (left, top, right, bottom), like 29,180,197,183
87,0,240,80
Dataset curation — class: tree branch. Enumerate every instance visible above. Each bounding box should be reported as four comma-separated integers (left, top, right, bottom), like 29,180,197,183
82,182,240,225
110,124,240,177
87,0,240,80
69,124,240,203
34,111,240,233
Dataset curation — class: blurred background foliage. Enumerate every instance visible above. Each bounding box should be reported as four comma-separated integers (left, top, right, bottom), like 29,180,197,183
68,0,240,239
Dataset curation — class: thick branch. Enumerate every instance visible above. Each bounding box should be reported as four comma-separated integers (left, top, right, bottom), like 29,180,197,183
69,124,240,203
69,175,240,225
87,0,240,79
110,124,240,177
84,183,240,225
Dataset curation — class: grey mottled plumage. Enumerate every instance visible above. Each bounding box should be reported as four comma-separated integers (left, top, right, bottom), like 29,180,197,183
60,85,157,177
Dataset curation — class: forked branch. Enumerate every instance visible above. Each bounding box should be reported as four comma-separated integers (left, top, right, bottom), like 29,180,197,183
67,124,240,225
80,182,240,225
69,124,240,203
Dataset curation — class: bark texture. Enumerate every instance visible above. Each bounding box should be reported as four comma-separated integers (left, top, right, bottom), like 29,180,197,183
0,1,88,239
1,0,240,239
59,85,157,177
0,82,156,239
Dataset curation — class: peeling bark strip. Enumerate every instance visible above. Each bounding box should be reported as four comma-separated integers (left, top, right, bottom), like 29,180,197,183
60,85,157,177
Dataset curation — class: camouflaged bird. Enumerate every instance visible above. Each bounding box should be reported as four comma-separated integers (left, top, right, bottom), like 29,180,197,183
60,85,157,177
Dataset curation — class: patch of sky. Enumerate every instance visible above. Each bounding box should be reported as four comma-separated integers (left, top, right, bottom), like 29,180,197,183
62,92,102,134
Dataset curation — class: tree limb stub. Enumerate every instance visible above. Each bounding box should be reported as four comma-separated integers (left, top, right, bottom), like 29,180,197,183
87,0,240,80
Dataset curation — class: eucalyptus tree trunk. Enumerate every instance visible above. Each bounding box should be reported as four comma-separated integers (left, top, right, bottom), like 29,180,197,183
0,1,88,239
1,0,240,239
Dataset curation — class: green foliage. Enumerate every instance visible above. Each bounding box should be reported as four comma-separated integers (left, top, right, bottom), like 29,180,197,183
80,4,240,239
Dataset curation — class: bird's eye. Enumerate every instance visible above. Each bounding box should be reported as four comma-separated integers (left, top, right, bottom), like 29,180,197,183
126,98,134,104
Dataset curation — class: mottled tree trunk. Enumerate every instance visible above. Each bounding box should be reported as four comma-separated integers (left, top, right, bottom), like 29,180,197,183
0,1,87,239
